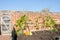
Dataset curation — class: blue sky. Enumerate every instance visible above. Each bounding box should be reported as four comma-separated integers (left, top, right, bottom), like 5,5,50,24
0,0,60,12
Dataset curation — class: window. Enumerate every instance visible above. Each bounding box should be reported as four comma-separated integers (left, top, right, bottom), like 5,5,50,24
2,24,8,31
1,14,11,35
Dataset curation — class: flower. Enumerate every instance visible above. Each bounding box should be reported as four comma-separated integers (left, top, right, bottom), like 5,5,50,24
24,31,32,36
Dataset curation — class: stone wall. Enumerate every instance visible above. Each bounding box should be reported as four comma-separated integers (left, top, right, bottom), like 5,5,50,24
0,11,60,40
0,35,10,40
11,11,60,31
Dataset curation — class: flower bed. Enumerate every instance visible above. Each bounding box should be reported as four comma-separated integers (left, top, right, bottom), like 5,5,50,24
17,30,60,40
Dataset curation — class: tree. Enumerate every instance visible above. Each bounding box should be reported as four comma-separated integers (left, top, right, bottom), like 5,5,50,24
41,8,49,12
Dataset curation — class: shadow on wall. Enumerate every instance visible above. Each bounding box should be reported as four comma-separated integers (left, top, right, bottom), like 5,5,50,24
0,26,1,35
12,27,17,40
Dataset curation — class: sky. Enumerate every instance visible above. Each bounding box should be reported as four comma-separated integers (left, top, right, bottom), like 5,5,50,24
0,0,60,12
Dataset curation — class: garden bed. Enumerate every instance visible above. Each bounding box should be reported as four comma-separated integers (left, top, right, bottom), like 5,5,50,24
17,30,60,40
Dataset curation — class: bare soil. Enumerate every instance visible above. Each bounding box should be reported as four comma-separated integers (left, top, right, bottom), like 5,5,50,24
17,30,60,40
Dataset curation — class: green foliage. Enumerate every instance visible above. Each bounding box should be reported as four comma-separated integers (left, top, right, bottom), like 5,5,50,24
16,15,28,35
41,8,49,13
44,16,56,28
51,28,58,32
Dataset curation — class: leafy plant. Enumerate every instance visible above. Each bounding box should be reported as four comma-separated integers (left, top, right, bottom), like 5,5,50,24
51,28,58,32
44,15,56,29
16,14,32,35
16,15,28,35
